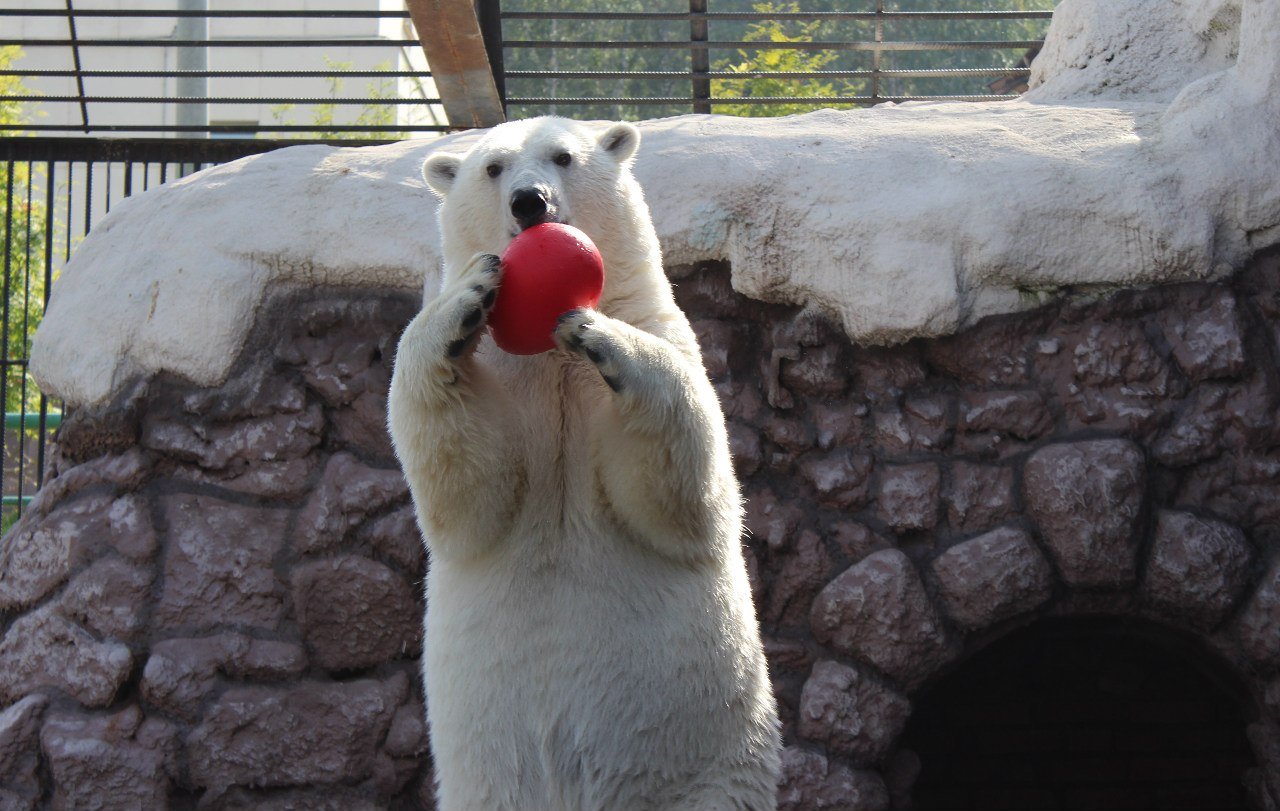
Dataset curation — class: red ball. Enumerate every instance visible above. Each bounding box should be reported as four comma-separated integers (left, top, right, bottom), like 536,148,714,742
489,223,605,355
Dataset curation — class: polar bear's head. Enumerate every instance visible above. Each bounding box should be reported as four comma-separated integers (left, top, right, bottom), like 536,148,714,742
422,117,655,278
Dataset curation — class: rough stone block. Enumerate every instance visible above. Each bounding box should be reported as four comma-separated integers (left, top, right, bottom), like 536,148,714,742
292,556,421,672
810,549,954,687
781,343,849,397
1239,560,1280,667
25,448,149,520
765,530,835,628
104,494,158,561
1151,385,1229,467
187,673,408,794
1023,439,1145,588
873,396,951,455
0,494,113,612
930,527,1054,630
828,521,888,565
777,746,891,811
1070,322,1169,392
765,416,817,453
1141,510,1252,629
0,694,47,810
1161,288,1247,383
142,634,307,721
799,450,874,510
141,404,323,471
59,556,153,640
812,402,866,451
797,660,911,765
357,504,426,575
744,489,805,552
875,463,940,533
728,420,763,477
172,455,323,502
0,603,131,708
155,494,290,632
944,462,1015,533
959,390,1053,440
294,453,410,556
40,706,177,811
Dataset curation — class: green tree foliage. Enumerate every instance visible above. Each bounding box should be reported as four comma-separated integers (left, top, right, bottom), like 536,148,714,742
268,58,409,140
712,2,864,116
1,46,50,416
501,0,695,121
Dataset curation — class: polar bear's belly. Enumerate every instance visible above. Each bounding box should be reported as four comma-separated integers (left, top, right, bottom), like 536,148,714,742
422,531,765,810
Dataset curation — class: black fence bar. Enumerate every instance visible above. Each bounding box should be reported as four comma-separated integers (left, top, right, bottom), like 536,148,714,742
7,124,446,134
1,8,413,17
500,11,1054,21
2,96,444,105
507,94,1024,105
507,68,1033,79
504,40,1044,51
2,38,424,48
2,136,365,529
690,0,710,114
1,70,435,79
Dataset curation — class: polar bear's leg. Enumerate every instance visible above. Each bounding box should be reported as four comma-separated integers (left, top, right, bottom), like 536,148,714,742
388,253,525,560
554,308,738,563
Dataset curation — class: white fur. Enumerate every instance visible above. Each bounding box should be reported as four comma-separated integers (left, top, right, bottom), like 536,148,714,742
389,117,781,811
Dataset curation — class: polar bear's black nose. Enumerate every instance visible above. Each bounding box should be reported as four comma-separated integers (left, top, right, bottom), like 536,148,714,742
511,187,550,229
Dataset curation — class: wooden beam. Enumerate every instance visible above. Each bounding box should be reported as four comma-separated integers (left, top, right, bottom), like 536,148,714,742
406,0,506,130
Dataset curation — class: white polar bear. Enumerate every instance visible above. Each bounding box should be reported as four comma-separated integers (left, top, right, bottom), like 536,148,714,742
388,116,781,811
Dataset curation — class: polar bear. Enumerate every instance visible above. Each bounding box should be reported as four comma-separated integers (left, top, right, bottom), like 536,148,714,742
388,117,781,811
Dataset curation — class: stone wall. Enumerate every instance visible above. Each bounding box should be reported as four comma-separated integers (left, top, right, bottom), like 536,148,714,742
2,250,1280,809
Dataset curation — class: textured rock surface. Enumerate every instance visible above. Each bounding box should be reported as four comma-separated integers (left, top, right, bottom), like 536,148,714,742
292,555,421,671
0,695,47,809
811,550,954,687
5,248,1280,807
0,604,132,708
778,747,890,811
798,661,911,765
187,674,407,795
40,707,178,810
1141,510,1253,629
930,527,1054,630
1023,439,1146,588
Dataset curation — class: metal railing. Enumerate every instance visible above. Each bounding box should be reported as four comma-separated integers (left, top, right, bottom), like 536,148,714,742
0,1,1055,527
0,4,447,137
497,3,1054,119
0,136,324,530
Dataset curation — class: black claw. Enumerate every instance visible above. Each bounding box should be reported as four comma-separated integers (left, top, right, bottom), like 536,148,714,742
482,255,502,273
557,310,580,325
447,332,476,358
461,307,482,330
602,374,622,393
482,288,497,308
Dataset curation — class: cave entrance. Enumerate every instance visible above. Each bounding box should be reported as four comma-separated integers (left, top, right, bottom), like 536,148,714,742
899,617,1257,810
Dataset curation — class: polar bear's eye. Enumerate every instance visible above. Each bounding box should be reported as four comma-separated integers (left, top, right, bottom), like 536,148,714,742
486,163,503,179
553,152,572,168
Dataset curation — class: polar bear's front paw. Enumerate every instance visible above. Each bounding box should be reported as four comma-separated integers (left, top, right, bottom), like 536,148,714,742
555,309,624,393
444,253,502,359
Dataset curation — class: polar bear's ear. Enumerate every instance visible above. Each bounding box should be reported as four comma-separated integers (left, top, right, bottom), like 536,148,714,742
598,122,640,166
423,152,463,196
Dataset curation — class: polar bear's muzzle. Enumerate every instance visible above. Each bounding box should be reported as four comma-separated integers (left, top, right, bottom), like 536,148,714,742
511,186,558,231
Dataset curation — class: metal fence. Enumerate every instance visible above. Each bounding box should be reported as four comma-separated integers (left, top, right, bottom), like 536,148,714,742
0,136,327,529
0,1,1054,525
